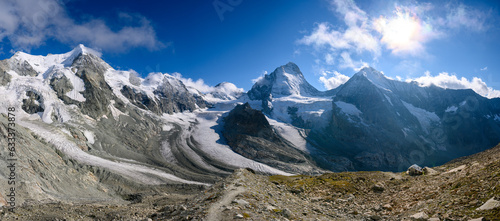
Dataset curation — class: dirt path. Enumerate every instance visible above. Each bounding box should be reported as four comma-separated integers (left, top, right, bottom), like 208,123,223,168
205,179,246,221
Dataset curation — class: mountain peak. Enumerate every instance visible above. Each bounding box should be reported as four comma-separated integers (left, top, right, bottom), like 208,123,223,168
68,44,101,58
352,66,393,91
277,62,303,77
248,62,321,100
356,66,383,77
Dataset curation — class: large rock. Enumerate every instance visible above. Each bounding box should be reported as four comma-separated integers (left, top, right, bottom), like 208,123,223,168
476,197,500,210
222,103,320,174
22,91,44,114
0,61,12,86
410,212,429,220
423,166,438,175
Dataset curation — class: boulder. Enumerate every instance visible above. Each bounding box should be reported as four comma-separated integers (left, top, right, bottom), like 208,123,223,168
371,182,385,192
476,197,500,210
410,212,428,220
423,167,438,175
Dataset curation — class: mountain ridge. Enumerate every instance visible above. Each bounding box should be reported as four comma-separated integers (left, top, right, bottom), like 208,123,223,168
1,45,500,213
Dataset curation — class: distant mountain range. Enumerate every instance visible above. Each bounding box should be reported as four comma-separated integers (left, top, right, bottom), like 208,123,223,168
1,45,499,205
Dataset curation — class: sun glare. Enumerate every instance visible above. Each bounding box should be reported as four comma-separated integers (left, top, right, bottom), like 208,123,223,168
375,9,423,53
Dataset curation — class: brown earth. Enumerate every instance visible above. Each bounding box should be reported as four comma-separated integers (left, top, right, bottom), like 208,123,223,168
2,144,500,221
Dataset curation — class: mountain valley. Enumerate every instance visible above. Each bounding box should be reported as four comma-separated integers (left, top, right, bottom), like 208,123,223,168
0,45,499,220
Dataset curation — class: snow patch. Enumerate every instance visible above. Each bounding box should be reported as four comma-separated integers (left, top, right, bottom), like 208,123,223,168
384,94,393,106
162,124,173,131
62,69,86,102
402,101,440,132
334,101,362,116
83,130,95,144
267,117,310,153
445,106,458,113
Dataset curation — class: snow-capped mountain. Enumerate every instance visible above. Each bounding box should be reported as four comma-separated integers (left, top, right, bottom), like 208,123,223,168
246,65,500,171
248,62,334,100
1,45,500,205
0,45,296,205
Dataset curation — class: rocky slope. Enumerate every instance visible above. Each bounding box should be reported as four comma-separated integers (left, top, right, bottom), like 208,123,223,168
150,143,499,221
222,103,323,174
4,143,498,220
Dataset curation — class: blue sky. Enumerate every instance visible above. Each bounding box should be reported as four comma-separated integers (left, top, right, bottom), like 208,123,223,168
1,0,500,97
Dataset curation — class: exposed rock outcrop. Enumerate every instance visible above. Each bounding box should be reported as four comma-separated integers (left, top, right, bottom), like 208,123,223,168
222,103,321,174
0,60,11,86
22,91,44,114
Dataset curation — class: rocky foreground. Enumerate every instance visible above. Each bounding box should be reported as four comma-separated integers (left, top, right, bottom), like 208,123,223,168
2,144,500,220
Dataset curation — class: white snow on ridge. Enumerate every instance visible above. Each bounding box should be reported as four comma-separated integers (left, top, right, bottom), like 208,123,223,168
334,101,362,116
269,95,332,126
402,101,440,132
267,117,310,153
384,94,393,106
60,69,86,102
445,106,458,113
360,68,393,92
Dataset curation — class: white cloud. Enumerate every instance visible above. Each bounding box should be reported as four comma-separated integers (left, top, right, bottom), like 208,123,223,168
446,4,488,32
339,52,368,71
173,72,244,95
0,0,164,52
298,22,350,50
406,71,500,98
298,0,380,71
172,73,213,93
373,5,441,56
481,67,488,71
251,71,268,83
299,1,491,63
319,70,350,90
325,53,335,65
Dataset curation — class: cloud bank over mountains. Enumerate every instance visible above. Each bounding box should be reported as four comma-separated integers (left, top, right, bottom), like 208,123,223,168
0,0,164,52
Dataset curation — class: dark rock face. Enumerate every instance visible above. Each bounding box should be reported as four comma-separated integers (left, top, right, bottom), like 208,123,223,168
121,85,159,113
310,67,500,171
10,58,38,77
154,79,206,114
22,91,44,114
121,77,208,115
69,53,124,119
222,103,319,173
49,74,76,104
0,61,12,86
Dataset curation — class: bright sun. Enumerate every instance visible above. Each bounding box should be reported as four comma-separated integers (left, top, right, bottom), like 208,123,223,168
375,9,423,53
